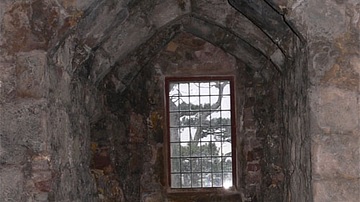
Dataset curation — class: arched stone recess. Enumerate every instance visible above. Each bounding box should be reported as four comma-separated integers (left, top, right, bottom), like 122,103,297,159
89,14,288,92
44,0,309,201
52,0,299,88
93,30,284,201
86,5,309,202
5,0,360,201
91,16,282,94
228,0,305,57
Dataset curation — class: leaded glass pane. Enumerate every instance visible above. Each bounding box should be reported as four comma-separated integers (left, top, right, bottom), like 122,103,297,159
168,79,234,189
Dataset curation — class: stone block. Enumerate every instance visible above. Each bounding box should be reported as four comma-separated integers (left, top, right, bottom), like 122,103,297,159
270,48,285,72
184,17,267,70
193,0,277,56
2,1,62,53
54,166,95,201
33,192,49,202
78,2,129,48
32,170,52,182
0,100,48,163
351,56,360,75
313,134,359,178
306,0,346,40
47,108,72,166
56,0,97,11
350,56,360,89
101,15,155,64
90,49,112,85
15,50,48,99
143,192,163,202
311,86,358,132
149,0,190,28
0,62,16,103
52,36,76,74
313,179,360,202
228,0,291,50
222,37,267,71
193,0,237,25
32,155,50,171
321,63,359,91
0,144,27,165
84,87,103,123
0,166,24,201
309,41,338,84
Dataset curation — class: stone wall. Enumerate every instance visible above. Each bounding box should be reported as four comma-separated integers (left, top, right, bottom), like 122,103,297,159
0,0,358,201
95,31,304,202
0,1,100,200
98,33,245,201
288,0,360,201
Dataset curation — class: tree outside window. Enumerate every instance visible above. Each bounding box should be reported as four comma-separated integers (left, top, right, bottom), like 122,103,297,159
166,78,235,189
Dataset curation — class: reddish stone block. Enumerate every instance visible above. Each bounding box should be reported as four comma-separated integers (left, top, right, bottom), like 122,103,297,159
92,150,111,170
247,163,261,171
35,179,52,192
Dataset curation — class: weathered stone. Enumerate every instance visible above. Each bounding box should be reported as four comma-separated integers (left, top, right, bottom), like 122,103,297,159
143,192,163,202
306,0,347,40
228,0,294,55
350,56,360,75
157,33,238,75
2,1,61,53
192,0,238,26
0,61,16,103
311,86,358,133
15,50,48,99
183,17,268,70
193,0,277,56
313,134,360,179
101,15,155,64
313,179,360,202
56,0,97,12
33,192,49,202
265,0,288,14
0,100,48,159
227,12,278,56
321,63,359,91
31,155,50,171
89,48,112,85
51,36,75,74
148,0,190,28
0,166,24,201
77,2,129,48
308,41,339,83
0,0,359,201
270,48,286,72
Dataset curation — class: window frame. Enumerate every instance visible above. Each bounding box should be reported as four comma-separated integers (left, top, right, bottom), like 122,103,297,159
164,76,237,192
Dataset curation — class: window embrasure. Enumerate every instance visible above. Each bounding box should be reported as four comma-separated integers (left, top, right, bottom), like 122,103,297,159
165,77,236,190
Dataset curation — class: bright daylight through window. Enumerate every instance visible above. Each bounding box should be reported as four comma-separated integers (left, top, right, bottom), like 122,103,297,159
166,77,235,189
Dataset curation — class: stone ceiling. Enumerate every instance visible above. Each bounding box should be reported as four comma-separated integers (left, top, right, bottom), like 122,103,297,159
47,0,303,87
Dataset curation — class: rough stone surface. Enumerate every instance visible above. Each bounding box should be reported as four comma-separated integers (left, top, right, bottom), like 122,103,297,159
311,87,358,133
313,179,360,202
15,50,48,99
313,134,359,179
0,0,359,201
0,100,48,163
0,166,24,201
99,33,245,201
95,32,305,202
